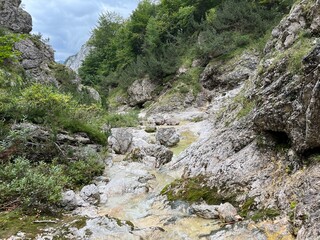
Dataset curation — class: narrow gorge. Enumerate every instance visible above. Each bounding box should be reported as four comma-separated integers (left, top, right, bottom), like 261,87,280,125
0,0,319,239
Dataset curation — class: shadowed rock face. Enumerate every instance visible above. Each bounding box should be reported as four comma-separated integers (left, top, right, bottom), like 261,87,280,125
253,0,320,153
0,0,32,33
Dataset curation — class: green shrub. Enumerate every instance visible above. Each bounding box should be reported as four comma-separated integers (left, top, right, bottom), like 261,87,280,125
102,111,139,129
63,158,104,188
17,84,75,124
60,117,107,145
0,158,67,211
0,33,25,65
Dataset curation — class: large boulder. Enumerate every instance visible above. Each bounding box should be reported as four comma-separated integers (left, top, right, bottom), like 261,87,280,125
144,144,173,168
156,128,180,147
61,190,78,210
126,144,173,168
0,0,32,33
127,78,156,107
108,128,133,154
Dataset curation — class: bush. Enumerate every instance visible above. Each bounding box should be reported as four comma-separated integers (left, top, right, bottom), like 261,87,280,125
0,33,25,65
102,111,139,129
63,158,104,188
17,84,75,124
60,117,107,145
0,158,67,211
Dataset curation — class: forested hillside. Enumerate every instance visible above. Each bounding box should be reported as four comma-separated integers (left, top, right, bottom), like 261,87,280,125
79,0,294,100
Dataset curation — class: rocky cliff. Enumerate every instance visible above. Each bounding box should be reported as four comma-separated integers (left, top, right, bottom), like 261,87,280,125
163,0,320,239
65,43,92,73
0,0,64,86
0,0,32,33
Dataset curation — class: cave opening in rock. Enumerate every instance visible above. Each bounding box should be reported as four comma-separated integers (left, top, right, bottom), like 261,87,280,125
265,130,291,148
302,147,320,159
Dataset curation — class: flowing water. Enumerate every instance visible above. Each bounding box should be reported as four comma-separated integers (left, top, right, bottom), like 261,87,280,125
96,112,221,239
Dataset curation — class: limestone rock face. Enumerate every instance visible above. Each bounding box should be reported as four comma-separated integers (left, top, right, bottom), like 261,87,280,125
253,0,320,153
0,0,32,33
128,78,156,107
65,43,93,73
15,38,58,85
200,52,259,91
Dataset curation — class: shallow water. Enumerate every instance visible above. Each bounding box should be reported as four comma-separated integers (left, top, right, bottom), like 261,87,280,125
98,152,220,239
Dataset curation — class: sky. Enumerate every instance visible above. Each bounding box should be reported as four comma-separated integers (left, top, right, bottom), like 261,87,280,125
23,0,140,62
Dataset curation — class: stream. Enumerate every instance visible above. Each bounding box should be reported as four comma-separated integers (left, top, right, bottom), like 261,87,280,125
94,109,220,239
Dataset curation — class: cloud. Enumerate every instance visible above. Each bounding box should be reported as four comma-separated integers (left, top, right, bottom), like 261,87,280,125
22,0,139,62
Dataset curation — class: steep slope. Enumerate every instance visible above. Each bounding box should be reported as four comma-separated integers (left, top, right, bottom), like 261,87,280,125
162,0,320,239
65,43,92,73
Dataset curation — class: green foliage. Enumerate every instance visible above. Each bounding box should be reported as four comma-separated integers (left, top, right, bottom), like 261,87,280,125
239,198,255,217
78,0,293,104
0,33,24,65
0,158,67,211
101,111,139,129
50,63,76,86
251,208,280,221
60,117,107,145
17,84,75,124
63,158,104,188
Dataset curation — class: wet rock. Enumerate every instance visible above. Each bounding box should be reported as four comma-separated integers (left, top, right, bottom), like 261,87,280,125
61,190,78,210
0,0,32,33
190,203,219,219
108,128,133,154
217,202,239,223
69,216,139,240
102,161,153,197
156,128,180,147
80,184,100,205
128,78,156,107
207,223,267,240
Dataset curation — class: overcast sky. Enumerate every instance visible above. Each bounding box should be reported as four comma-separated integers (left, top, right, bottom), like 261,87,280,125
23,0,140,62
